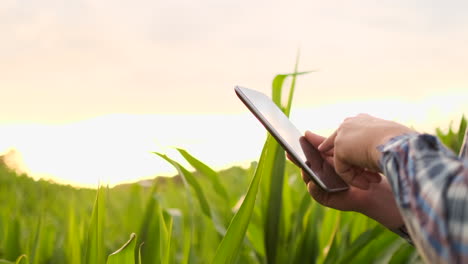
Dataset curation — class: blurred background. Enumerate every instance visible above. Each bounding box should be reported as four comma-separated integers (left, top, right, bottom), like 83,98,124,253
1,0,467,187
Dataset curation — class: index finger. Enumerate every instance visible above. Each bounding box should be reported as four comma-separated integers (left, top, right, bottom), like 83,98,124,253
318,130,337,152
304,130,326,147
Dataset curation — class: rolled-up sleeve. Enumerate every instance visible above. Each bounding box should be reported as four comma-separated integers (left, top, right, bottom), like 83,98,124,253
379,133,468,263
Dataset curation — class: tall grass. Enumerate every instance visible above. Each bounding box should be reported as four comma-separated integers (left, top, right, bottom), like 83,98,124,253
5,68,466,263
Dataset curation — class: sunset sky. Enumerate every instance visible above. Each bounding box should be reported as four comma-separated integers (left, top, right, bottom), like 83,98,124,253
1,0,467,187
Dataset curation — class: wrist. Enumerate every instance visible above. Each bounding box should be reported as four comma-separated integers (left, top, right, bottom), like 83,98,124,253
363,203,404,230
369,126,415,172
358,178,404,229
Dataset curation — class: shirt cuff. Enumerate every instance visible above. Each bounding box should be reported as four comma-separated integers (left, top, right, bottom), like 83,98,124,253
378,133,419,244
377,133,420,168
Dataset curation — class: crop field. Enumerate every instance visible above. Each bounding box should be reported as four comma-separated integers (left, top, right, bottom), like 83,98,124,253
0,71,465,263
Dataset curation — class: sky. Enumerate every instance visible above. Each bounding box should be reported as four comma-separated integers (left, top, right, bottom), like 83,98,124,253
0,0,467,187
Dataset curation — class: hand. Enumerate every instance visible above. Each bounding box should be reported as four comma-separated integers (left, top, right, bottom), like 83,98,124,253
291,131,404,229
319,114,414,189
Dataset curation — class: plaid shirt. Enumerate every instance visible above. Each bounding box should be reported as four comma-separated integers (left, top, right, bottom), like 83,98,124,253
379,130,468,264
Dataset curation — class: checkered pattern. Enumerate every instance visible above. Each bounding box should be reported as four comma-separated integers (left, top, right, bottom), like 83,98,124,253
379,130,468,264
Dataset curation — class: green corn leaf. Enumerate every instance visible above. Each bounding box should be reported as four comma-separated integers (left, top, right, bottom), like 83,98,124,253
84,187,106,264
156,153,212,218
345,228,397,264
136,186,176,264
292,206,320,263
271,71,312,111
280,173,294,233
285,50,304,116
348,214,371,242
335,225,386,263
246,221,265,258
318,209,341,263
458,115,467,153
211,136,274,263
146,154,193,264
274,172,295,263
389,242,418,264
323,228,344,264
271,74,289,108
15,258,26,264
371,238,407,264
30,221,39,264
156,153,229,237
264,55,311,264
436,116,467,154
327,216,351,260
271,50,314,114
137,184,162,264
264,143,285,264
138,243,144,264
160,210,173,264
15,255,27,264
5,217,21,262
0,255,27,264
65,199,81,264
407,248,423,263
177,148,230,202
288,192,312,260
180,216,191,264
107,233,136,264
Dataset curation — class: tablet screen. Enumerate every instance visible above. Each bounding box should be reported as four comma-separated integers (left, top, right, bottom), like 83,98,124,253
237,87,306,161
235,86,348,192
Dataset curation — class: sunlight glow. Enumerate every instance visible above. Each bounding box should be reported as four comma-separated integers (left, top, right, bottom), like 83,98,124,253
0,94,465,188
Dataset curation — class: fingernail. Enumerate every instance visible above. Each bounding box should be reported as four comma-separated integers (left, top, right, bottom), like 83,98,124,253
318,143,324,151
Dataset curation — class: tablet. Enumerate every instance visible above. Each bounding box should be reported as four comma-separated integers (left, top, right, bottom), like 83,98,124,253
235,86,348,192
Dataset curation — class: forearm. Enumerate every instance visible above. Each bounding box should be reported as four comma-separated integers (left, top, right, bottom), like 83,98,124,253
359,176,404,230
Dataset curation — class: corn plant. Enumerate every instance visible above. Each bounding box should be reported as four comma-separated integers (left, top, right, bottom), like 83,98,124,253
436,115,467,155
7,66,468,263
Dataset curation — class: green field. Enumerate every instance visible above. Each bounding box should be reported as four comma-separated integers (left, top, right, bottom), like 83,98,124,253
0,71,465,263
